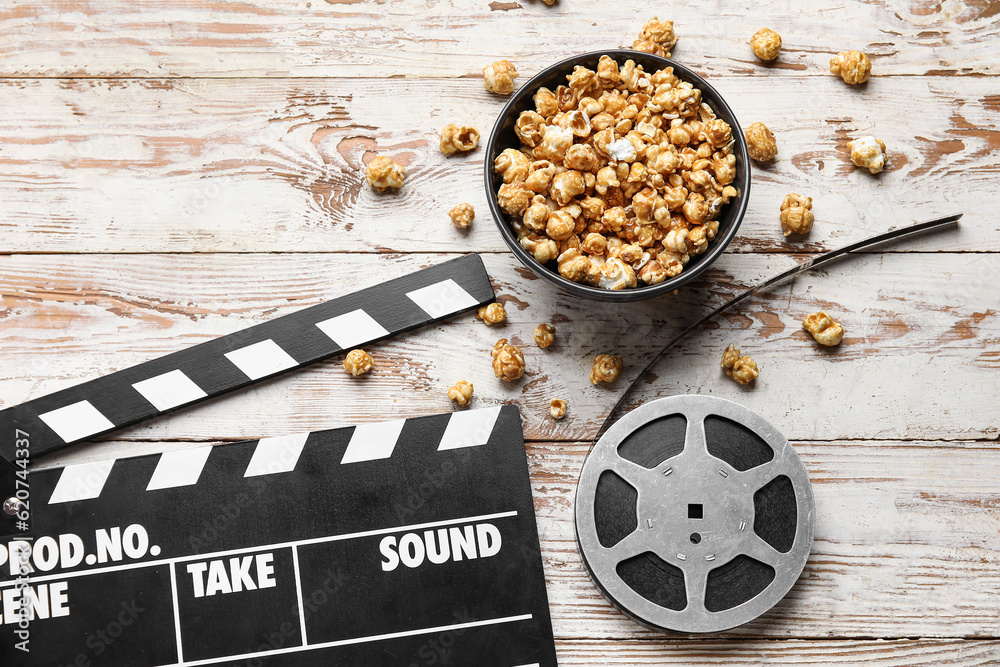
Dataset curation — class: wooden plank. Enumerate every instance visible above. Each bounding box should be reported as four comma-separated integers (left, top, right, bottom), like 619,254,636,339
0,76,994,254
554,639,1000,664
34,438,1000,638
0,0,997,78
3,251,997,444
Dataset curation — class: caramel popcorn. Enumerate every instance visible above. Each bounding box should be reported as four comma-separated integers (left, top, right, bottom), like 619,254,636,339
847,136,887,174
497,181,533,215
549,398,568,420
632,18,678,58
721,343,758,385
476,302,507,326
590,353,622,385
534,323,556,348
440,124,481,154
483,60,519,95
745,122,777,163
599,257,637,290
365,155,405,191
448,380,474,407
494,149,531,183
803,311,845,346
750,28,782,61
830,50,872,85
343,349,374,376
780,193,815,236
449,203,475,229
494,55,740,290
491,339,525,382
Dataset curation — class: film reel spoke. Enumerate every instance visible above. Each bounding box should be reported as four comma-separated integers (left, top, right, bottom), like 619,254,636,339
606,528,649,562
740,533,784,570
682,563,710,611
606,453,651,491
683,413,709,458
737,459,782,493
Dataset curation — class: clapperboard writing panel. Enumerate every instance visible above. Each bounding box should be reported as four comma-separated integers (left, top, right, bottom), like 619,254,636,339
0,406,556,666
0,254,495,466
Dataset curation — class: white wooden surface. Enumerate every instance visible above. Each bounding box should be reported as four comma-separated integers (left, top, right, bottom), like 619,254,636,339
2,0,999,663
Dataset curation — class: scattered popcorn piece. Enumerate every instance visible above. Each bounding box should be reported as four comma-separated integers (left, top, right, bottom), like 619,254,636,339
440,124,481,154
745,122,777,163
632,17,678,58
534,323,556,348
803,311,845,346
750,28,782,61
476,302,507,326
365,155,405,191
830,50,872,85
780,193,815,236
721,343,758,385
448,380,474,407
343,349,374,376
449,203,475,229
847,136,888,174
590,353,623,385
549,398,568,420
491,338,525,382
483,60,519,95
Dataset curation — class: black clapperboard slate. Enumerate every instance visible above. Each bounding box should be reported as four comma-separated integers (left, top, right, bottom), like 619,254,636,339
1,406,555,666
0,255,558,666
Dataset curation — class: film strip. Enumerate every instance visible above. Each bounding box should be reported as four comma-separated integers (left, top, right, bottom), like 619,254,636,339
0,254,494,465
0,406,556,666
576,395,814,633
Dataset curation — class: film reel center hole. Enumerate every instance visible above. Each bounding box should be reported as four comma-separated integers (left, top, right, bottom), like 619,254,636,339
689,533,701,544
688,503,703,519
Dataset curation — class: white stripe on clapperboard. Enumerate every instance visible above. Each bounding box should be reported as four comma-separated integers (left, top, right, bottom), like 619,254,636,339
33,279,479,445
46,404,502,503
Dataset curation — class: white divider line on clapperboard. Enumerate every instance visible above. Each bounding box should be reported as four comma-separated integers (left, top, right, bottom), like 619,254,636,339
172,614,536,667
169,562,185,664
291,545,309,646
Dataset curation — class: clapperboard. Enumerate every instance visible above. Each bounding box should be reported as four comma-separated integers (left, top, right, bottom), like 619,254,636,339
0,255,558,666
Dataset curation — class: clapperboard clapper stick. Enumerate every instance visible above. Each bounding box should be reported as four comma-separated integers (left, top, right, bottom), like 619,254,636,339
0,406,558,666
0,254,495,522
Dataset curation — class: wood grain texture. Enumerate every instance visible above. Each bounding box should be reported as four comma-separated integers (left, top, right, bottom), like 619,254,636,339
3,252,997,446
0,76,995,254
554,638,1000,665
35,438,1000,639
0,0,998,78
4,0,999,658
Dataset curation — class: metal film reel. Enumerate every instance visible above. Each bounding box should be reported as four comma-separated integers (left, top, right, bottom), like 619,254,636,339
575,395,814,633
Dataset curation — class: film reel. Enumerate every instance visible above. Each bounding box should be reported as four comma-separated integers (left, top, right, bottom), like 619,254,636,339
575,395,814,633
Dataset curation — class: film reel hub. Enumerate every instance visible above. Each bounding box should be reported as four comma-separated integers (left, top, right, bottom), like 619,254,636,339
575,395,814,633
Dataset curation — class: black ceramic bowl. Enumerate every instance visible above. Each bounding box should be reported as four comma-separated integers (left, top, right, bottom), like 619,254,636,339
484,50,751,302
